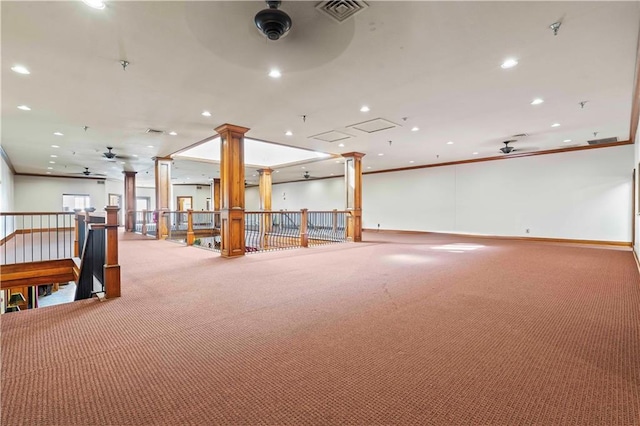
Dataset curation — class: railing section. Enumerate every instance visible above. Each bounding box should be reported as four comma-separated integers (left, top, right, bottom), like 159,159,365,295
123,208,349,256
245,211,302,253
0,212,75,265
163,211,187,244
130,210,157,237
189,211,221,253
307,210,348,245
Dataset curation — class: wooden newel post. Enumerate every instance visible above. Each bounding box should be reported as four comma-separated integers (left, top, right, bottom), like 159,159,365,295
186,210,195,246
104,206,121,298
346,211,355,242
74,211,80,257
159,210,169,240
343,152,365,242
142,209,147,235
300,209,309,248
217,123,250,258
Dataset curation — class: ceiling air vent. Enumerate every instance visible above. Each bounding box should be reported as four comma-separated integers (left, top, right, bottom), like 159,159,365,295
512,133,529,138
348,118,399,133
587,137,618,145
145,128,165,134
309,130,353,143
316,0,369,23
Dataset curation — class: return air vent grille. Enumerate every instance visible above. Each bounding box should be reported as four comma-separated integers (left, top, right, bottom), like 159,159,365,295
309,130,353,143
348,118,399,133
587,137,618,145
145,128,164,134
316,0,369,23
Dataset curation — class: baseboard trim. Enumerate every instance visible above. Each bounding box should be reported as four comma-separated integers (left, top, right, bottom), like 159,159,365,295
362,228,632,248
633,248,640,275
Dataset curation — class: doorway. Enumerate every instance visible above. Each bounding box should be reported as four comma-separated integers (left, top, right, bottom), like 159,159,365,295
177,196,193,226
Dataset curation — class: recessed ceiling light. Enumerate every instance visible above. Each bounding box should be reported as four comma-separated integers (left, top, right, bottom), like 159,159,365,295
49,161,55,164
82,0,106,9
201,111,211,117
47,167,53,170
169,131,177,136
411,127,419,132
285,130,292,136
46,172,51,174
120,161,126,164
51,145,59,148
301,166,306,169
50,154,57,158
53,132,64,136
563,139,572,143
360,106,370,112
269,69,281,78
409,160,415,164
338,143,345,147
367,166,371,169
275,170,279,173
378,153,384,156
473,152,479,155
11,65,30,75
335,160,340,163
446,141,454,145
551,123,561,127
147,145,154,148
186,177,190,180
531,98,544,105
17,105,31,111
501,58,518,69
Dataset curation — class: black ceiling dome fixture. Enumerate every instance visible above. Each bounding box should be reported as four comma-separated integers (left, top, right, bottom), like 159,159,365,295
254,1,292,41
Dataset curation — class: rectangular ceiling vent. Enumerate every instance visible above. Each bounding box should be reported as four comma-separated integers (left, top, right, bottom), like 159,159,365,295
316,1,368,23
347,118,399,133
587,136,618,145
309,130,353,143
145,128,164,134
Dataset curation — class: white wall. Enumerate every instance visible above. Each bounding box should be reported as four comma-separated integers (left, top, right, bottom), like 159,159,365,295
15,175,107,212
270,178,345,211
172,184,211,211
246,186,260,211
364,145,633,243
1,154,15,213
635,120,640,254
1,153,16,238
136,187,156,210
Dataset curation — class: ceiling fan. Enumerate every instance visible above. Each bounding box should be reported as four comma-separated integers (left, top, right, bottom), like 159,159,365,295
71,167,106,177
500,140,517,154
499,140,539,155
102,146,130,161
254,1,292,41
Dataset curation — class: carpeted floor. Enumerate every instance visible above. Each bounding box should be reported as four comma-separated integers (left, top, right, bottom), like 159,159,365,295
1,231,639,425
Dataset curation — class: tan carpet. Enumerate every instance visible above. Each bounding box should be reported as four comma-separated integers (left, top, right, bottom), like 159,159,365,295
2,231,639,425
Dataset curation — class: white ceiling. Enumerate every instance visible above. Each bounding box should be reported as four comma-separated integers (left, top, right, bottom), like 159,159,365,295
2,1,639,187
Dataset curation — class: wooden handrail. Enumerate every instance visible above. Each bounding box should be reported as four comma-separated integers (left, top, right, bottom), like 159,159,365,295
0,211,75,216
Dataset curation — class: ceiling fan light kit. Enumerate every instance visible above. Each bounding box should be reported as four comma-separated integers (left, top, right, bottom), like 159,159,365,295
254,1,292,41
